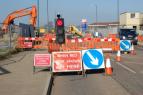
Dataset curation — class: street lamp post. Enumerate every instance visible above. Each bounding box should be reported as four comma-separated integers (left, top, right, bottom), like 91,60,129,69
47,0,49,31
94,4,98,33
117,0,120,30
37,0,40,29
36,0,40,36
95,5,98,23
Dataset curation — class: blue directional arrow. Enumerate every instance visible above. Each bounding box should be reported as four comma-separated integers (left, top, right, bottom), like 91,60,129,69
120,40,131,51
83,49,104,69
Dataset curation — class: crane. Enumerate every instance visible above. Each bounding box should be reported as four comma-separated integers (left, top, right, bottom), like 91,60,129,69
2,5,37,32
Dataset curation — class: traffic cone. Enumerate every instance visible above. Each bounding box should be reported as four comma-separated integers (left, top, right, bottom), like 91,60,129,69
131,44,136,55
116,50,121,62
105,57,112,75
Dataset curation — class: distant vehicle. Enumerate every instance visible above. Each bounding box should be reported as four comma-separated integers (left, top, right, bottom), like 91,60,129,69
118,28,138,45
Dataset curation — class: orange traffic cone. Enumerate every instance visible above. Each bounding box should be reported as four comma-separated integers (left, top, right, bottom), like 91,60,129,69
116,50,121,62
131,44,136,55
105,57,112,75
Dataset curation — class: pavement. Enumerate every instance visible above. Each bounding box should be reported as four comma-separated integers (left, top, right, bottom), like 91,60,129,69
0,50,52,95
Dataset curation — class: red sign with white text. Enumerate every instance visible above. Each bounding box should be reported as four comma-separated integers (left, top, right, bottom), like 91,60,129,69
52,51,82,72
24,42,32,48
34,54,51,67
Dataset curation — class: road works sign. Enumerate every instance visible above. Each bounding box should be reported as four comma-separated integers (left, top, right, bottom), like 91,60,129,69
52,51,82,72
34,54,51,67
82,49,105,70
120,40,131,51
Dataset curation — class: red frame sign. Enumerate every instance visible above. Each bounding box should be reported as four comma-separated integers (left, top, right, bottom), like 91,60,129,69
34,54,51,67
24,42,32,48
52,51,82,72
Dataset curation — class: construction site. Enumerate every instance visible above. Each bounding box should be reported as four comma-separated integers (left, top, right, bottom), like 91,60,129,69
1,1,143,95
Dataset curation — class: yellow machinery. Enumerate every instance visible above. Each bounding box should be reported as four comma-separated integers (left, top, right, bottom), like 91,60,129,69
69,25,83,37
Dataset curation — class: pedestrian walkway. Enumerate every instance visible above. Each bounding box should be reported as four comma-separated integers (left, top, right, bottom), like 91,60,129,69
0,50,51,95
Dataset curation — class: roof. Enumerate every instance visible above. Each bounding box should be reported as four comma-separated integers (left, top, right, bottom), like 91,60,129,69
89,22,119,26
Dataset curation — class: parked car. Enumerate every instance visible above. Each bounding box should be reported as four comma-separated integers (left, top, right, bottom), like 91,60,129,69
118,28,138,45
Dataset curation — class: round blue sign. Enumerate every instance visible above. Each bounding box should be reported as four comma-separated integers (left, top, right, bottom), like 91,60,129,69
120,40,131,51
83,49,104,69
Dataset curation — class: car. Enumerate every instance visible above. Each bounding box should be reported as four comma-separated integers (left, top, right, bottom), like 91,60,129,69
118,28,138,45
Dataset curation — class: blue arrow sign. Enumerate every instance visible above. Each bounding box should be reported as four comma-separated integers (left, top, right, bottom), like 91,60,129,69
82,49,104,69
120,40,131,51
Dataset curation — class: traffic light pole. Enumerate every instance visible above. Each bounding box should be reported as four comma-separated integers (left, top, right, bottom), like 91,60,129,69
55,14,65,44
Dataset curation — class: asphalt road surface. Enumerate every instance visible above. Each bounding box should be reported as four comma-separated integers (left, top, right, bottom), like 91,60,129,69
51,46,143,95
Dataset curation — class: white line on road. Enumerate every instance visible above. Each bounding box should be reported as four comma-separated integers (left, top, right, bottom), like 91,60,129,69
111,59,136,74
116,62,136,74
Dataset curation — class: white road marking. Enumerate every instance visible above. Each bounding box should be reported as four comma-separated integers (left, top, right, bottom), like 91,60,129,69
111,59,136,74
116,62,136,74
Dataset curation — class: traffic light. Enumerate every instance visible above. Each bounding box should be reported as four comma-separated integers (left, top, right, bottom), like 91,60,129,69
55,16,65,44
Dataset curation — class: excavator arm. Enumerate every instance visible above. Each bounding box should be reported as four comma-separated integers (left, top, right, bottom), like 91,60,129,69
69,25,83,37
2,5,37,32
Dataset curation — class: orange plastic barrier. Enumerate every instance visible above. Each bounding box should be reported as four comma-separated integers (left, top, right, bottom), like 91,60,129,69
16,37,35,48
59,38,120,52
138,35,143,41
48,43,60,53
17,35,120,52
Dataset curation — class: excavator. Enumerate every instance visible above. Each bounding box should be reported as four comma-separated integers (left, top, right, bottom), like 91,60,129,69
69,25,83,37
2,5,37,32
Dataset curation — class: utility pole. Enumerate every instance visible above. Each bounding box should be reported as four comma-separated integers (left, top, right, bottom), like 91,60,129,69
95,5,98,23
47,0,49,31
37,0,40,36
117,0,120,30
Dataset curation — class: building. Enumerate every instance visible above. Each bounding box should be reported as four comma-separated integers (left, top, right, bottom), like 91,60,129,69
120,12,143,30
88,22,119,36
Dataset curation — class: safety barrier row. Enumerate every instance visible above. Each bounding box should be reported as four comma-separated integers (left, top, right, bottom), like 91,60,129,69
137,35,143,46
138,35,143,41
16,33,56,49
16,37,36,48
16,35,120,52
61,38,120,52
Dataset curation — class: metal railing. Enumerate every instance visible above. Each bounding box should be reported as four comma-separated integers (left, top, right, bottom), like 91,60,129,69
0,24,21,56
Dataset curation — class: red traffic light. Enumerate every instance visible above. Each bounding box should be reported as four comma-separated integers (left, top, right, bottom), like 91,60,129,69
56,19,63,26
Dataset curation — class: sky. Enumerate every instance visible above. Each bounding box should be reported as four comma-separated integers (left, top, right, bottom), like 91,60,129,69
0,0,143,26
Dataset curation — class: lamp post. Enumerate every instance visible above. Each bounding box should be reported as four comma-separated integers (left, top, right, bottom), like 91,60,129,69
36,0,40,37
95,5,98,23
47,0,49,31
117,0,120,30
94,4,98,33
37,0,40,28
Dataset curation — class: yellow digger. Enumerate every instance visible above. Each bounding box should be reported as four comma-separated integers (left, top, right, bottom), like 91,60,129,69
68,25,83,37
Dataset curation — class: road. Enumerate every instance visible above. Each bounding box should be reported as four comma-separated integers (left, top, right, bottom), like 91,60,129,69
111,46,143,95
51,46,143,95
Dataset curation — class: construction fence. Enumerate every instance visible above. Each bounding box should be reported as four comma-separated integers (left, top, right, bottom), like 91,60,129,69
16,33,120,53
0,24,20,55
